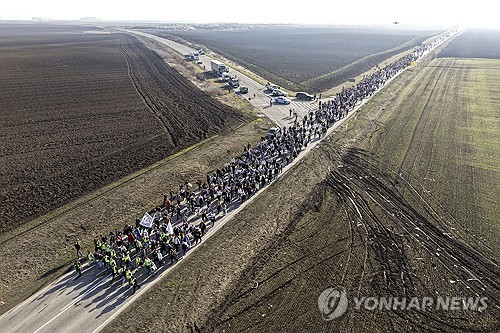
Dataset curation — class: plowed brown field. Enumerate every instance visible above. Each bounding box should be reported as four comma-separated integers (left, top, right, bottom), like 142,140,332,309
0,25,245,233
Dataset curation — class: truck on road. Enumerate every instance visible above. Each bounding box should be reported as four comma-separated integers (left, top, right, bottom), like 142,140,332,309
211,60,228,76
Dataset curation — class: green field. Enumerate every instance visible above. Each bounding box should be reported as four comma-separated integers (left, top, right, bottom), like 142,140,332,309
365,58,500,249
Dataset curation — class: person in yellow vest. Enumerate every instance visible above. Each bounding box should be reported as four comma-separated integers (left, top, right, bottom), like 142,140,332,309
103,255,110,270
74,259,82,278
87,251,94,266
135,255,143,269
95,238,102,252
135,239,143,251
142,233,150,248
120,267,127,285
111,263,118,283
143,257,152,274
109,257,116,269
125,269,133,288
130,275,140,294
122,252,131,269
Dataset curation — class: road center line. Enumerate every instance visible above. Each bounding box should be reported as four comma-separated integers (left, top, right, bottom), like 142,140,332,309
34,273,111,333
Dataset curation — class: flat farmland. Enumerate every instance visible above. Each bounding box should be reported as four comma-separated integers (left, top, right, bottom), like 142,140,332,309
149,26,440,91
0,25,245,233
438,29,500,59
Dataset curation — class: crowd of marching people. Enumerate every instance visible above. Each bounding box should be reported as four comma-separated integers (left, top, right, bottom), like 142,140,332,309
73,33,453,294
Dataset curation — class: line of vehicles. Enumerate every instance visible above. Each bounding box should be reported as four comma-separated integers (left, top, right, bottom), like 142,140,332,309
185,51,246,92
201,55,316,100
210,59,243,90
265,82,315,104
185,49,206,62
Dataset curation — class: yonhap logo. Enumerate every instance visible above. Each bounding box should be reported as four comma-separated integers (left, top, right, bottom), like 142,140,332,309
317,286,488,321
318,286,348,321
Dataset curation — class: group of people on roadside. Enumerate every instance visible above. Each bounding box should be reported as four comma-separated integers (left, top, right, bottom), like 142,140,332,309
73,34,451,295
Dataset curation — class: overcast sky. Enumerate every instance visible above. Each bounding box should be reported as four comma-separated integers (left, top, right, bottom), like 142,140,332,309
1,0,498,28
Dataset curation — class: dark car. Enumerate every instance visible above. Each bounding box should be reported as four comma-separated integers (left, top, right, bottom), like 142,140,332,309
266,127,279,138
296,92,314,100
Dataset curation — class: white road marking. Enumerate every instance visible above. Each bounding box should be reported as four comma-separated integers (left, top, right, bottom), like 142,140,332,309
33,273,111,333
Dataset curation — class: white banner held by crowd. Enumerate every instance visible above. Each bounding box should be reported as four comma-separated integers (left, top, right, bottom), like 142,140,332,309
140,212,154,228
166,221,174,235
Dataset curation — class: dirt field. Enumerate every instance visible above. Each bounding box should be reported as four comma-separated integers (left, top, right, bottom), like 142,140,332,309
0,25,245,233
102,56,499,332
438,29,500,59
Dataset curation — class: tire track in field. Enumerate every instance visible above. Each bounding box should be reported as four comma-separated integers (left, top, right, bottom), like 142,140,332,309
396,60,449,180
349,149,498,289
327,166,415,333
205,171,348,331
325,148,499,331
116,38,172,141
368,61,494,256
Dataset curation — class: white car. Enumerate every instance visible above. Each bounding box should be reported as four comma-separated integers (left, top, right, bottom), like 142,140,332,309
271,89,288,97
274,96,291,104
265,83,279,91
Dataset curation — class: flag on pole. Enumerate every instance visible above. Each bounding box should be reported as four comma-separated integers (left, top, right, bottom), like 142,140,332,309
166,221,174,235
140,212,154,228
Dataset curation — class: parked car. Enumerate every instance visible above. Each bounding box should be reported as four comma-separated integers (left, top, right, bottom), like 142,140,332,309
229,77,240,88
296,92,314,100
274,96,291,104
240,86,249,94
265,82,279,91
271,89,288,97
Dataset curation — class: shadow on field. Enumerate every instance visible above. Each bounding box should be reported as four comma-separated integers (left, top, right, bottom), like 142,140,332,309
37,262,70,280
